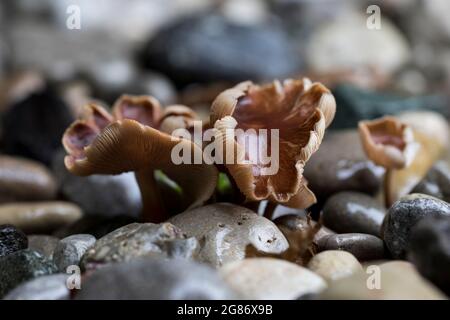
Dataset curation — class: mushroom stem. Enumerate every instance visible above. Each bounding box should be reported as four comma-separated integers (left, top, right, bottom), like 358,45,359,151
135,169,168,223
263,201,278,220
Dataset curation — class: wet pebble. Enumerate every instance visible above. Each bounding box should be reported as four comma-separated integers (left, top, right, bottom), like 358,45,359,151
274,214,334,244
304,130,384,201
27,235,60,259
0,249,57,297
219,258,326,300
409,215,450,295
412,161,450,203
169,203,289,267
383,194,450,259
53,234,96,272
307,250,362,282
0,155,57,203
0,224,28,258
76,257,235,300
82,223,198,270
317,233,386,261
4,274,70,300
0,201,83,233
322,191,385,236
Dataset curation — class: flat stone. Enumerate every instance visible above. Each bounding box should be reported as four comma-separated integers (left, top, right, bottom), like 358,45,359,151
0,201,83,233
4,274,70,300
412,161,450,203
383,193,450,259
0,224,28,258
318,233,386,261
0,155,57,203
82,223,198,270
27,235,60,259
219,258,326,300
0,249,57,297
307,250,362,282
53,234,96,272
322,191,385,236
169,203,289,267
76,257,235,299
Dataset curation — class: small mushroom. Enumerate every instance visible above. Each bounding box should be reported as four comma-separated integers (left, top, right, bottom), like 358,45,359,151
210,78,336,217
358,116,419,206
63,95,218,223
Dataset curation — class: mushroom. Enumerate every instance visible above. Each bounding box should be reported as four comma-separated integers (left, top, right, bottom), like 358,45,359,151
210,78,336,218
63,95,218,223
358,116,419,206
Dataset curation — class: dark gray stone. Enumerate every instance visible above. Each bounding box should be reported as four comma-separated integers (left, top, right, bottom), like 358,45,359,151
53,234,96,272
409,215,450,295
75,257,236,299
322,192,385,236
383,194,450,259
4,274,70,300
317,233,386,261
412,161,450,203
0,224,28,258
0,249,57,297
27,235,60,259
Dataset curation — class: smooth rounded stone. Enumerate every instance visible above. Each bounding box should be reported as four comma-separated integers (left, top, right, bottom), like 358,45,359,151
319,261,445,300
274,214,334,244
82,223,198,270
383,194,450,259
52,151,141,218
409,215,450,295
1,86,74,165
27,235,60,259
76,257,235,300
307,250,362,282
322,192,385,237
4,274,70,300
53,234,96,272
0,249,57,297
219,258,326,300
0,201,83,233
412,161,450,203
0,225,28,258
139,13,302,86
169,203,289,267
0,155,57,203
317,233,386,261
304,130,384,200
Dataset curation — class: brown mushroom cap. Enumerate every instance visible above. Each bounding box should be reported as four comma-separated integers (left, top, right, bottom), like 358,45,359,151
158,105,198,134
358,116,418,169
210,78,336,208
112,94,162,127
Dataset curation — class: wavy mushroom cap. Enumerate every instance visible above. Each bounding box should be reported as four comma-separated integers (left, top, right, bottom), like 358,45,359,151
158,104,198,134
210,79,336,208
358,116,418,169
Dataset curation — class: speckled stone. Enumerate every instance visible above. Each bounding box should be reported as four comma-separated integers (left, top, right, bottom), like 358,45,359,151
169,203,289,267
4,274,70,300
383,194,450,259
53,234,96,272
412,161,450,203
82,223,198,270
27,235,60,259
76,257,236,300
219,258,326,300
0,225,28,258
307,250,362,282
322,192,385,236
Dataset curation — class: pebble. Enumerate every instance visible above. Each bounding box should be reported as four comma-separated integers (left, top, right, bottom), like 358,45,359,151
82,223,198,270
409,215,450,295
412,161,450,203
322,192,385,237
319,261,445,299
317,233,386,261
274,214,334,244
0,249,57,297
4,274,70,300
76,257,235,300
304,130,384,201
27,235,60,259
169,203,289,267
139,13,301,86
1,86,74,165
307,250,362,282
52,151,142,218
219,258,326,300
0,155,57,203
0,201,83,233
0,225,28,258
53,234,96,272
383,194,450,259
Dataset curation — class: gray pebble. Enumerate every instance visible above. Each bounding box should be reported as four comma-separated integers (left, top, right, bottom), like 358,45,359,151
53,234,96,272
27,235,60,259
4,274,70,300
412,161,450,203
